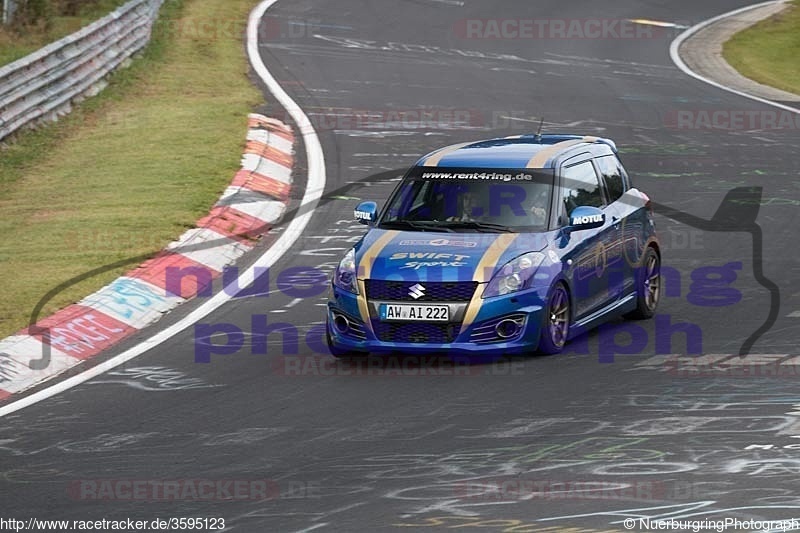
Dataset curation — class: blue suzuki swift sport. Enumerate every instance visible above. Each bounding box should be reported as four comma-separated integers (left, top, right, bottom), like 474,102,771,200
326,134,661,357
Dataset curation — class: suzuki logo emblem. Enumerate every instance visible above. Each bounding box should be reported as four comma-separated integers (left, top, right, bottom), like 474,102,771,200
408,284,426,300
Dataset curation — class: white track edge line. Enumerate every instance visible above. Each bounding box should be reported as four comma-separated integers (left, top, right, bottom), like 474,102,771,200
669,0,800,115
0,0,325,418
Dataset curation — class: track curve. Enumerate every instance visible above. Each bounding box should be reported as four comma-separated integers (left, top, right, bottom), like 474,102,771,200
1,1,799,531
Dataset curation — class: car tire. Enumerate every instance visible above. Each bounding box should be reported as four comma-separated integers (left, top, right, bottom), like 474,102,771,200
538,282,570,355
624,246,661,320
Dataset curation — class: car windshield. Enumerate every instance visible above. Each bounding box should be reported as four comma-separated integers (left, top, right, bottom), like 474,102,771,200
379,167,555,232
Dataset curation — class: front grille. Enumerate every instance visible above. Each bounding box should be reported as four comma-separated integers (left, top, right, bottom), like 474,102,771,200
374,322,461,343
366,280,477,302
470,314,527,344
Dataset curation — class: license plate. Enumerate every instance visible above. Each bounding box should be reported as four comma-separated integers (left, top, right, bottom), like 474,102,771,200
379,304,449,322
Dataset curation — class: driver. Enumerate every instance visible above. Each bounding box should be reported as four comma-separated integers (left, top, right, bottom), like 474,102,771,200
447,189,484,221
529,204,547,225
526,187,550,226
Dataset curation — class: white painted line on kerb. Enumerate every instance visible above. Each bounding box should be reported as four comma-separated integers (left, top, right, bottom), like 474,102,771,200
0,0,326,418
669,0,800,116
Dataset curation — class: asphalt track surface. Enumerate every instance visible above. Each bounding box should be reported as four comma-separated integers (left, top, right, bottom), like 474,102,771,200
2,1,800,532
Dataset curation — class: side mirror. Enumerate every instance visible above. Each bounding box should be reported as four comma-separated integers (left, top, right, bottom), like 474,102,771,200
568,206,605,231
354,201,378,225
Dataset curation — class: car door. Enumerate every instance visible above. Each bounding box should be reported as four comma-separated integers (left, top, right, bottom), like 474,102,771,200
593,154,629,301
595,154,643,298
557,158,615,319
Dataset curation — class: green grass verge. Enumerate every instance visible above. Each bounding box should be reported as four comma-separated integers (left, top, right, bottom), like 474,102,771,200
723,0,800,96
0,0,263,337
0,0,129,67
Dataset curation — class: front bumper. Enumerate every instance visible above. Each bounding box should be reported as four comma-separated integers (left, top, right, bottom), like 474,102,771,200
327,283,548,355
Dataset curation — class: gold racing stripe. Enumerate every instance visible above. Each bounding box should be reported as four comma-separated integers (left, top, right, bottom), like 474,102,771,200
356,230,399,333
459,233,519,335
421,141,475,167
525,136,598,168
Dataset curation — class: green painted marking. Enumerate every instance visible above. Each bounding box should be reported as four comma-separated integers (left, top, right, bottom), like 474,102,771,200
640,172,708,178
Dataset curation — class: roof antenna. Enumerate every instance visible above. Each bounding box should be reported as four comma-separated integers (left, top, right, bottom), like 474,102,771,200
534,117,544,141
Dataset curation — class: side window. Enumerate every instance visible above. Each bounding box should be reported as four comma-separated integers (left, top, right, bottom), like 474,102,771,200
561,160,604,218
618,156,632,189
410,181,431,212
386,180,428,220
596,155,628,203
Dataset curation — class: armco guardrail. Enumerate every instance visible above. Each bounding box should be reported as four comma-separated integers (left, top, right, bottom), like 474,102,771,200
0,0,164,141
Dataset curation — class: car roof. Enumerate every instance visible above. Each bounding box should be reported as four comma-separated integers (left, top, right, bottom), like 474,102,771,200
415,134,617,170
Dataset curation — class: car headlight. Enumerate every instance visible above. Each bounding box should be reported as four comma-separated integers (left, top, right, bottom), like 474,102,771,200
333,248,359,294
483,252,545,298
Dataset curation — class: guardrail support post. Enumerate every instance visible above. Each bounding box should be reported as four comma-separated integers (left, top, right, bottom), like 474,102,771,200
2,0,17,25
